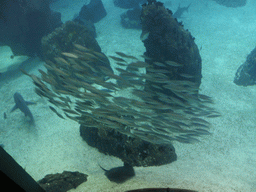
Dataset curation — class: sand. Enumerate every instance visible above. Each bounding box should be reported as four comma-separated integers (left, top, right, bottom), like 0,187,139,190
0,46,29,73
0,0,255,191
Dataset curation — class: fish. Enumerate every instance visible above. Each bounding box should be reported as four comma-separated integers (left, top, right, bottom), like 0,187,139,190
54,57,70,67
105,115,134,126
62,108,80,115
179,73,195,79
175,136,199,143
92,51,109,62
79,61,99,73
25,44,219,145
64,112,78,121
52,67,70,77
11,92,35,123
173,3,192,19
115,52,138,60
129,61,150,68
153,61,167,67
140,31,150,41
147,68,170,74
20,69,46,90
48,99,68,108
115,62,127,67
109,56,127,63
61,52,79,59
140,55,152,60
82,52,104,63
19,68,31,76
43,63,55,71
191,117,210,126
73,44,92,52
206,114,221,118
49,106,65,119
165,60,183,67
99,162,135,183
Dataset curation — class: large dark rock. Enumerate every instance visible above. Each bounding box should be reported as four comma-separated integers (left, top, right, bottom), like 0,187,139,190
38,171,88,192
141,1,202,96
114,0,147,9
78,0,107,23
212,0,247,7
80,125,177,167
234,47,256,86
41,20,113,75
0,0,62,56
120,8,142,29
41,21,100,59
126,188,197,192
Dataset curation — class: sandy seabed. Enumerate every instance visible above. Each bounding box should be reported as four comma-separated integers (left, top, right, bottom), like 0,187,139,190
0,0,255,191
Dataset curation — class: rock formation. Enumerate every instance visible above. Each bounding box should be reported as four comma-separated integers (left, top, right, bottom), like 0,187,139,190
234,47,256,86
212,0,247,7
76,0,107,23
140,1,202,97
0,0,62,56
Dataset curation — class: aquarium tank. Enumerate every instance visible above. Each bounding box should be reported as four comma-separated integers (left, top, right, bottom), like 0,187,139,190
0,0,255,191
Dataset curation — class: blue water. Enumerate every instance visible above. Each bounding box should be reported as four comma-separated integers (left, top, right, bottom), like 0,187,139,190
0,0,255,191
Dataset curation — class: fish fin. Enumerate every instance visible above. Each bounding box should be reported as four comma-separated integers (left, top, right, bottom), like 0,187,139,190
98,164,108,172
25,101,36,105
186,3,192,12
11,105,18,112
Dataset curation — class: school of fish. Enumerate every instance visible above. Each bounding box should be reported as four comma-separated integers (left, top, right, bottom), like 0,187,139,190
25,44,220,144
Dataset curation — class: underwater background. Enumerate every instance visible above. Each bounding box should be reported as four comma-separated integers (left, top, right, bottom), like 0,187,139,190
0,0,256,191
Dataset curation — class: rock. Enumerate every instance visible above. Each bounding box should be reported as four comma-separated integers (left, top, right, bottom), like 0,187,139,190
73,17,97,38
120,8,142,29
212,0,247,7
38,171,88,192
41,21,100,59
140,1,202,95
41,20,113,75
78,0,107,23
0,0,62,56
80,125,177,167
234,47,256,86
114,0,147,9
0,46,29,73
126,188,197,192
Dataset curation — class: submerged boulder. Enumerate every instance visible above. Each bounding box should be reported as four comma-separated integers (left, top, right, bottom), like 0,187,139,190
41,21,100,59
234,47,256,86
120,8,142,29
38,171,88,192
41,21,113,76
212,0,247,7
140,1,202,96
80,125,177,167
0,0,61,57
114,0,147,9
0,46,29,73
77,0,107,23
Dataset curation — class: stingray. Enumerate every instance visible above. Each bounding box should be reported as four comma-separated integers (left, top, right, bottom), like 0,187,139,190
99,162,135,183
